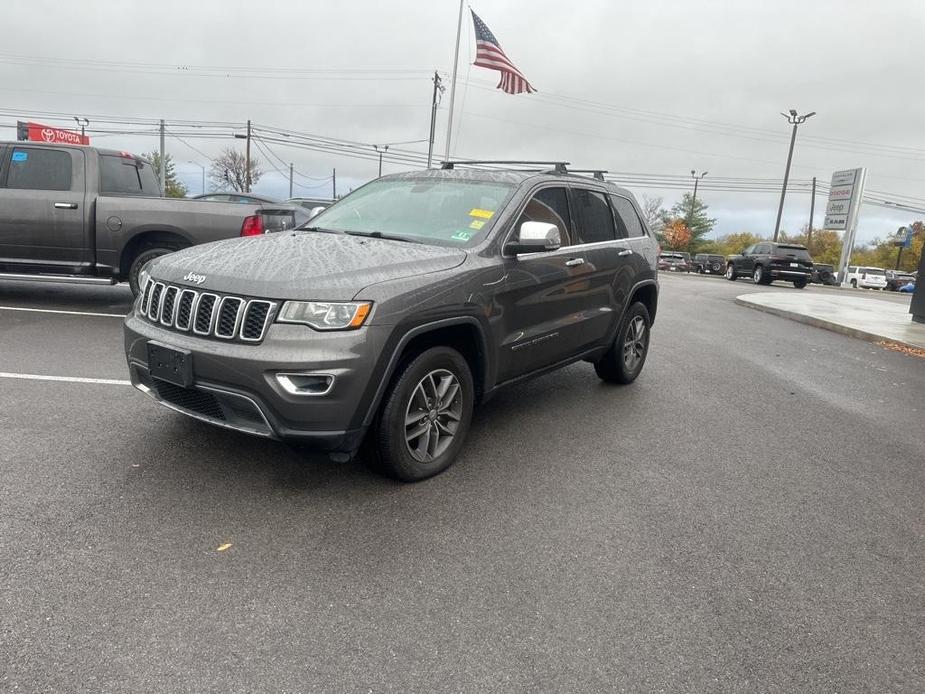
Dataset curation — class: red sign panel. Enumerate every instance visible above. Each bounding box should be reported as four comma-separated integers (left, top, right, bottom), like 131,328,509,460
25,121,90,145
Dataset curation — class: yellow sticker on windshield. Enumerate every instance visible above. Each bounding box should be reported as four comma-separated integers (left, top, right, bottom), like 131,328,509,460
469,208,494,219
469,220,485,230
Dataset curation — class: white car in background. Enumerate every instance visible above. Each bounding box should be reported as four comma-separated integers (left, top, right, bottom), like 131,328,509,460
845,266,888,289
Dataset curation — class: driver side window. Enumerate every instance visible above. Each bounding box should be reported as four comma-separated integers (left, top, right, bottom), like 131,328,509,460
515,187,572,246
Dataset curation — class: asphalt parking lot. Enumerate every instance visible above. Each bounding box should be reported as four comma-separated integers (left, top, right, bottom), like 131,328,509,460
1,274,923,692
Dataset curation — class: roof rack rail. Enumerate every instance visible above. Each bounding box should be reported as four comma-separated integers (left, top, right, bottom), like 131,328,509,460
441,160,571,173
569,169,609,181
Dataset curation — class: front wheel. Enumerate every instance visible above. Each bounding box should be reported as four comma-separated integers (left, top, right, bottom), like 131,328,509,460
793,279,807,289
373,346,474,482
850,279,857,289
725,264,737,281
595,302,651,385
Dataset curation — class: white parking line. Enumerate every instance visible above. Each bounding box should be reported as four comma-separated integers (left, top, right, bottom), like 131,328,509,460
0,305,126,318
0,372,131,386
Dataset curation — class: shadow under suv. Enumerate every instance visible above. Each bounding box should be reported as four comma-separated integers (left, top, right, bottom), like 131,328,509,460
124,163,659,481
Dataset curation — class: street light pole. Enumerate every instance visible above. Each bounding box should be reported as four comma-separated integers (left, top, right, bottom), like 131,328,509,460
373,144,390,177
188,161,205,195
773,109,815,242
689,170,707,224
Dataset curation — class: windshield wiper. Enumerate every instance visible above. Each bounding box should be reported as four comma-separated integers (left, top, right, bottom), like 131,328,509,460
297,225,342,234
344,230,420,244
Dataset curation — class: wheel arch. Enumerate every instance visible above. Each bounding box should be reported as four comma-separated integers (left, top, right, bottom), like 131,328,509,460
627,280,658,326
118,230,193,277
359,317,491,429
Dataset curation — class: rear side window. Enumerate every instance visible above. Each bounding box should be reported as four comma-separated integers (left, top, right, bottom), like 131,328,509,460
6,147,72,191
100,155,160,195
572,189,616,244
610,195,645,239
776,245,811,260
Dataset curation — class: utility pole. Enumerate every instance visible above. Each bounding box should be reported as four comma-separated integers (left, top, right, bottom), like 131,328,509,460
332,168,336,200
689,170,707,224
807,176,817,251
374,145,389,177
773,109,816,242
427,71,444,168
158,119,166,197
244,119,252,193
73,117,89,138
289,163,293,198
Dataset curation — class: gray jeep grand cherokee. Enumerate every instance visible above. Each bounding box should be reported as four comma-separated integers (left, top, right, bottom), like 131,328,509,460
124,163,659,481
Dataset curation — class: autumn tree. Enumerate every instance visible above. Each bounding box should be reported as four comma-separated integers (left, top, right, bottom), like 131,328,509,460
143,151,188,198
209,148,262,192
669,193,717,252
661,219,692,250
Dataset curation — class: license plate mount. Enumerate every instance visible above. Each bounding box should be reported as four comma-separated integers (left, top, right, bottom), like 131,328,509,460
147,341,193,387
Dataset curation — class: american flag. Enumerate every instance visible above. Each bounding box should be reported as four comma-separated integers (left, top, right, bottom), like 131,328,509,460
471,10,535,95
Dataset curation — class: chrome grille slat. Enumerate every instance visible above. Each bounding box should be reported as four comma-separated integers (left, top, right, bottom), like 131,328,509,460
141,283,274,343
160,286,179,327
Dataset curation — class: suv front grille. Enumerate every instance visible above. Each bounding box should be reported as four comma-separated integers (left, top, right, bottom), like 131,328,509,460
140,279,276,343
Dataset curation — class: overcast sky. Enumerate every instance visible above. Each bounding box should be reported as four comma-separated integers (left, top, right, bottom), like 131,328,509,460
2,0,923,243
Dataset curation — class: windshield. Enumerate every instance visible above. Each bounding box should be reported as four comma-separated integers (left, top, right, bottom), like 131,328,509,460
305,178,515,247
776,246,811,260
99,154,160,195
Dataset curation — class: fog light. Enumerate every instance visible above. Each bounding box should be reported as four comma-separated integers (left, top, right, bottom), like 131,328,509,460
276,373,334,396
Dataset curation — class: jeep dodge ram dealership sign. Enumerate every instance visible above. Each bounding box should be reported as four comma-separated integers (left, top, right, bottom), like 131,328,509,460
16,120,90,145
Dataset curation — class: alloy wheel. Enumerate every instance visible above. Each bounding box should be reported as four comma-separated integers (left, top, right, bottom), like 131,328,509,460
622,315,647,372
404,369,462,463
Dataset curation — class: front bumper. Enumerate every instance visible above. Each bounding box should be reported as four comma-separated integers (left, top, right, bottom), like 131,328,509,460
124,313,390,452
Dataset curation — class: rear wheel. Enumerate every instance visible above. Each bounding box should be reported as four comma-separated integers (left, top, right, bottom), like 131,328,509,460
725,264,737,281
793,279,807,289
128,246,175,296
595,302,651,385
373,346,474,482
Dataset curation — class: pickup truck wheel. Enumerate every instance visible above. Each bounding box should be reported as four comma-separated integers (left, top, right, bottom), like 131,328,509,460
595,301,651,385
129,247,174,296
374,346,474,482
725,264,737,281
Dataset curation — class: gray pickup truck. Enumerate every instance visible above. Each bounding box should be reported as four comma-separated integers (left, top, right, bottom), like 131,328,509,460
0,141,295,294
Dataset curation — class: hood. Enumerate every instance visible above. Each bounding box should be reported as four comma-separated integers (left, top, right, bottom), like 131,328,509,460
146,231,467,300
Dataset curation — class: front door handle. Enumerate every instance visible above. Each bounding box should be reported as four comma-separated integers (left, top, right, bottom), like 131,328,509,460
565,257,585,267
54,202,78,209
617,249,633,257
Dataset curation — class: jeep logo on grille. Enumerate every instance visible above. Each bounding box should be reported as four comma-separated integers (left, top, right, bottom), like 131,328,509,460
183,272,207,285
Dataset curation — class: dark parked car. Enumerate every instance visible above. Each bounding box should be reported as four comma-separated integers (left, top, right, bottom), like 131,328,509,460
125,163,659,481
692,253,725,275
658,251,691,272
811,263,838,285
725,241,814,288
886,269,916,291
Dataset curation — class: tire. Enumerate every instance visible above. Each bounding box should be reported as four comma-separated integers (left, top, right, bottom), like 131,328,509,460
594,301,651,385
793,279,807,289
850,279,857,289
129,246,175,296
373,346,474,482
753,265,765,285
725,264,737,281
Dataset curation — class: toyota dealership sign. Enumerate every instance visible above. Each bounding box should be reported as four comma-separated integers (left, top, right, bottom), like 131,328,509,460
16,120,89,145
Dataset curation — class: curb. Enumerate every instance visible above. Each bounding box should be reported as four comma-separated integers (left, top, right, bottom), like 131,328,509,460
734,296,923,350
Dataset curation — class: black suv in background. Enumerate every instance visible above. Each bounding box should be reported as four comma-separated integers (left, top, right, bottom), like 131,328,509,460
658,251,691,272
725,242,814,288
811,263,838,285
692,253,725,275
125,163,659,481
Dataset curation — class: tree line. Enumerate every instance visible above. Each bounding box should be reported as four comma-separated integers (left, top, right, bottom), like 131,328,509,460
146,148,263,198
644,194,922,272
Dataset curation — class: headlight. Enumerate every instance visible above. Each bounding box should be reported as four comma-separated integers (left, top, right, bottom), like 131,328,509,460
277,301,372,330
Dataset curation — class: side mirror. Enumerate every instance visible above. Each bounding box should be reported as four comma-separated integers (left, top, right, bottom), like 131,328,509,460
505,221,561,255
308,206,326,220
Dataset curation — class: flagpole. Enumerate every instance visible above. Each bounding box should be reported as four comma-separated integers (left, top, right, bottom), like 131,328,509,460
443,0,465,163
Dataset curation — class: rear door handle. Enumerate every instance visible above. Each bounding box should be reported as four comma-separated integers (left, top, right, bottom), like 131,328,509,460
54,202,78,209
617,249,633,257
565,257,585,267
